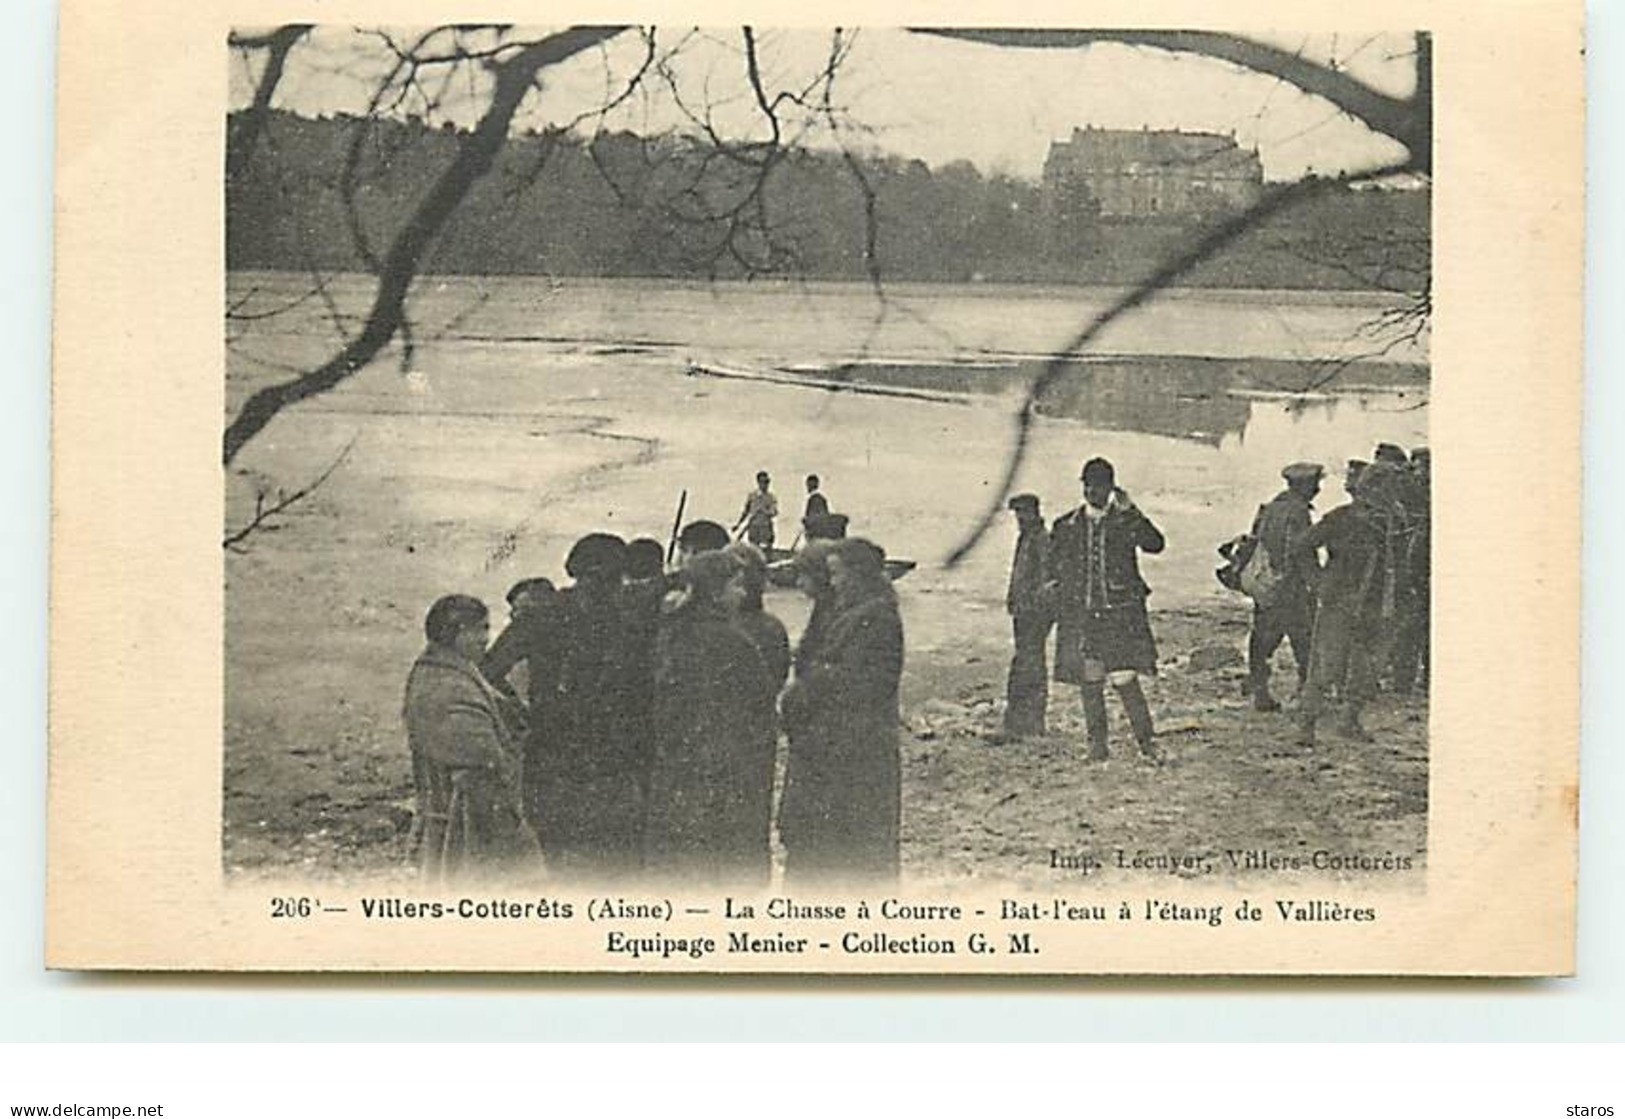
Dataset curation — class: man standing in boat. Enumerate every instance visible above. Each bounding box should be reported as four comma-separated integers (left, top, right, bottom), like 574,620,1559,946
734,470,779,551
803,474,829,523
801,473,847,542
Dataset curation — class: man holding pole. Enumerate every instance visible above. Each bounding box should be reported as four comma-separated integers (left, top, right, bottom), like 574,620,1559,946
734,471,779,550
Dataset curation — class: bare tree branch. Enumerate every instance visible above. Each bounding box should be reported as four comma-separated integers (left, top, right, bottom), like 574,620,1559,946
226,25,311,187
223,25,633,465
741,28,783,149
1266,288,1433,397
340,28,449,273
912,29,1431,170
226,282,322,323
943,158,1414,567
513,29,660,208
565,27,663,134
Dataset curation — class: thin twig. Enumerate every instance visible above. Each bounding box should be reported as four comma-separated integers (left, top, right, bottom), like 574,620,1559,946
223,436,359,550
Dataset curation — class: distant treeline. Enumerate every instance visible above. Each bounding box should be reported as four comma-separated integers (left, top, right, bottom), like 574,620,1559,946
227,110,1430,291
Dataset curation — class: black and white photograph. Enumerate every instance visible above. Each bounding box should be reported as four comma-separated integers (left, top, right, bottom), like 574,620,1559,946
47,0,1588,976
220,24,1435,898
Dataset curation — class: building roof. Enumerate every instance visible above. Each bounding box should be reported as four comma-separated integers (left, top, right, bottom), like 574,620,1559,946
1047,128,1261,175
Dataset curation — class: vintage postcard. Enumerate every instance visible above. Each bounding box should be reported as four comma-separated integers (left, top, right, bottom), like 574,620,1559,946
48,0,1581,973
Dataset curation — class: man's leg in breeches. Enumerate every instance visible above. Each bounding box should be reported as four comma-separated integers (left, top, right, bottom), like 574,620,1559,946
1080,658,1109,761
1109,669,1159,763
1248,604,1287,712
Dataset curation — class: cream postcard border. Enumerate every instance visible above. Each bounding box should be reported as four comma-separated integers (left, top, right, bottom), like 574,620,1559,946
47,0,1582,973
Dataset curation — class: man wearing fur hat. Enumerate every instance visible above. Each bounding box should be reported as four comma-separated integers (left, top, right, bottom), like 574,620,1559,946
526,532,646,879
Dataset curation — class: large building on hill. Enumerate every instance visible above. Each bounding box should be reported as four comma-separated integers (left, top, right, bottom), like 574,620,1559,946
1042,127,1264,220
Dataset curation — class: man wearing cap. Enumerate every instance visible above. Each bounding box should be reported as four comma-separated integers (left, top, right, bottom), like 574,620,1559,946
677,519,731,565
1345,459,1370,498
997,493,1054,741
1246,462,1323,712
1049,458,1166,763
1373,442,1409,468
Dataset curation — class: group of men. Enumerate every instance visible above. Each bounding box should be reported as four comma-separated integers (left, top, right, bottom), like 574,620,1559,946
998,443,1432,757
400,443,1433,883
402,469,907,885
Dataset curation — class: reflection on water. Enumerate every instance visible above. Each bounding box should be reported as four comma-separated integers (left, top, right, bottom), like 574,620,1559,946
1223,392,1429,506
1033,360,1254,446
790,354,1427,454
1034,358,1428,471
783,354,1427,564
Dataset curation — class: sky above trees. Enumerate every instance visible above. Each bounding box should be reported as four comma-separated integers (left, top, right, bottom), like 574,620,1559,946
229,28,1418,183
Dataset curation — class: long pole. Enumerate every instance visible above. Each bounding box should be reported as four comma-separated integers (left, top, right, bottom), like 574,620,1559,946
666,489,688,565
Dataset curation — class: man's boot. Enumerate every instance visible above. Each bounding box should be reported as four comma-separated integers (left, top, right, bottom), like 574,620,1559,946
1248,630,1279,711
1115,678,1161,764
1294,668,1323,747
1249,657,1280,711
1081,683,1110,761
1334,701,1374,743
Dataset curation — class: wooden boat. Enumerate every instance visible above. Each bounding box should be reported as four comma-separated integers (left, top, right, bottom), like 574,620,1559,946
760,545,917,587
659,441,917,587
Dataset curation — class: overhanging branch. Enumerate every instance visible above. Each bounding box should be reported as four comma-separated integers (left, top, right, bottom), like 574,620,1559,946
227,25,311,186
223,25,633,465
943,158,1415,567
912,29,1430,171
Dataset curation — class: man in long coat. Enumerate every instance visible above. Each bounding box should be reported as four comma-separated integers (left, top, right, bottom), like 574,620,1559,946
404,594,537,881
999,493,1054,740
644,551,779,889
1293,462,1412,745
526,533,646,880
1246,462,1323,711
1049,457,1165,763
480,577,557,822
779,538,904,886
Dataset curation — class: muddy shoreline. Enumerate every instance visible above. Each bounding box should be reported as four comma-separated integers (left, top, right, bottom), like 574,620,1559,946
224,292,1427,888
